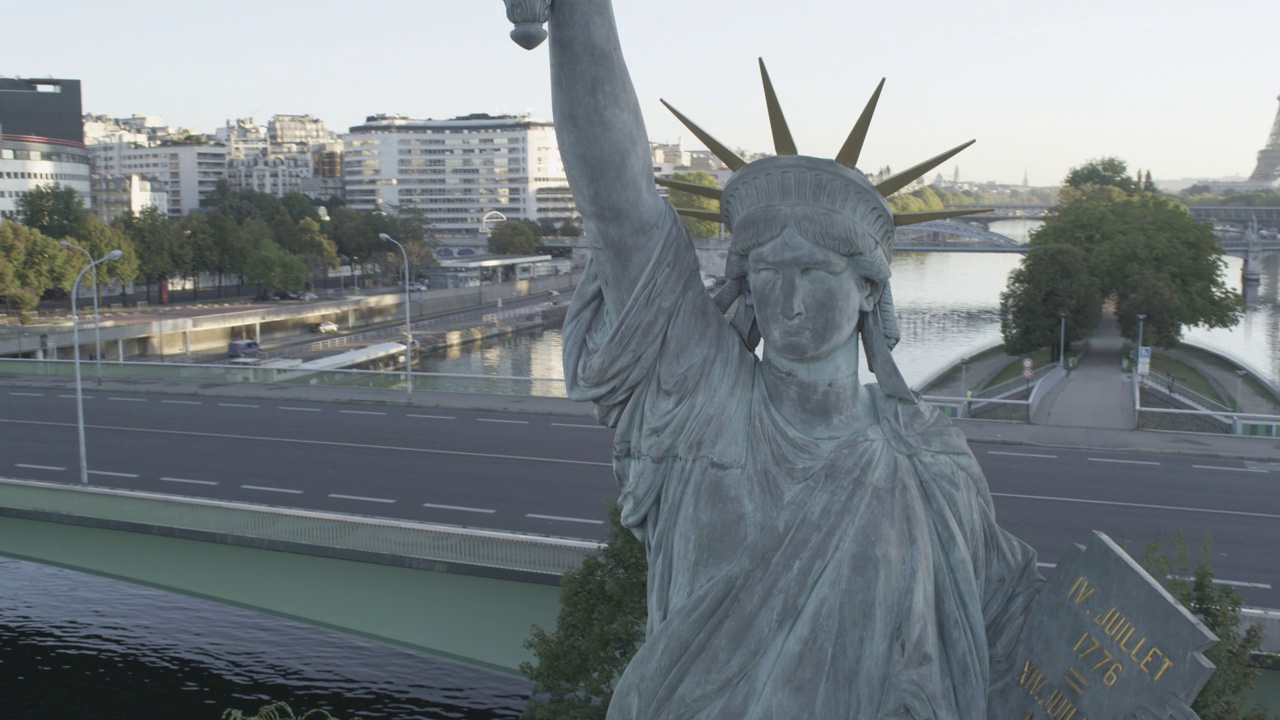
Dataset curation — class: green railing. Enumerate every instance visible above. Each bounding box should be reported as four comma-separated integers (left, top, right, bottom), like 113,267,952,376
0,477,597,577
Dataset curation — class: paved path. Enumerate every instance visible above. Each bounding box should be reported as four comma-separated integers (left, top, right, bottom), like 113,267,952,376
1034,313,1134,428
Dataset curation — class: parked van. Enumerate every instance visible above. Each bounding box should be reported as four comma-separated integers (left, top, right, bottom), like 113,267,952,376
228,340,261,358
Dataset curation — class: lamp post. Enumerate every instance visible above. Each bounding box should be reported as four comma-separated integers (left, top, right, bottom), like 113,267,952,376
1058,311,1067,369
378,233,413,398
60,240,105,385
959,357,970,417
70,249,123,484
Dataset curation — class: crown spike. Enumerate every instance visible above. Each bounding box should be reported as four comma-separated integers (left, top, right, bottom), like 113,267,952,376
674,207,725,224
758,58,797,156
893,208,993,226
876,140,976,197
655,176,723,200
835,78,885,169
661,99,747,171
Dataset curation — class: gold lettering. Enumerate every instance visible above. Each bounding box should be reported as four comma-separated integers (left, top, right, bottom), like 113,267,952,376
1126,635,1148,661
1094,607,1116,627
1068,575,1097,604
1154,657,1174,682
1018,660,1034,686
1116,625,1136,650
1031,672,1049,695
1089,648,1114,671
1104,612,1126,636
1040,688,1063,709
1064,666,1088,695
1103,662,1122,687
1072,630,1089,652
1076,635,1101,660
1140,646,1162,673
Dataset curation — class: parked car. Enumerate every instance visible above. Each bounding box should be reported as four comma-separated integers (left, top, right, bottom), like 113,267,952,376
300,292,319,301
407,282,428,292
228,340,261,358
310,321,339,333
252,292,276,302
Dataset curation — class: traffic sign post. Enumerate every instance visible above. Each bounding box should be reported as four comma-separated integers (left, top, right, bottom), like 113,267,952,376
1137,346,1151,376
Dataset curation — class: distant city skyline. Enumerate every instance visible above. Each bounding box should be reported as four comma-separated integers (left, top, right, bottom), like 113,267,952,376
5,0,1277,187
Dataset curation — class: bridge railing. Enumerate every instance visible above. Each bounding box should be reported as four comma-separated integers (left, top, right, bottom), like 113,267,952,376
0,478,599,578
0,358,571,398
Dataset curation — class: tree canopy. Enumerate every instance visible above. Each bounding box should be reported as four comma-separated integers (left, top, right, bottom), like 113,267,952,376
667,171,722,239
999,244,1101,360
1022,158,1242,347
488,220,540,255
15,183,91,240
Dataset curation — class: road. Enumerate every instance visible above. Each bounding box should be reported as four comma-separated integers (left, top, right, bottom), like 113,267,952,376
2,388,1277,607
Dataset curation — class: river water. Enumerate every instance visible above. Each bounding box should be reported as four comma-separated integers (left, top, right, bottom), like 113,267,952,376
6,248,1278,717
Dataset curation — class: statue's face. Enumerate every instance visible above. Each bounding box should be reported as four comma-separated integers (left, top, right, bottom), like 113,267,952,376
747,229,872,364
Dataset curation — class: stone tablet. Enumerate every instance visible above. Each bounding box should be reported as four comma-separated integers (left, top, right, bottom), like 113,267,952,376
998,531,1217,719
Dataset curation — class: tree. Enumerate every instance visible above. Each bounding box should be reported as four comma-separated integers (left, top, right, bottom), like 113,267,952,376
1141,533,1277,720
245,239,308,291
489,220,540,255
521,505,647,720
561,217,584,238
0,219,76,323
116,207,185,304
999,244,1102,360
1032,159,1243,344
67,215,139,303
15,183,91,240
667,171,722,239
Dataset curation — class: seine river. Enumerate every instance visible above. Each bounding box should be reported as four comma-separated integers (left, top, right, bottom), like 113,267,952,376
5,247,1279,717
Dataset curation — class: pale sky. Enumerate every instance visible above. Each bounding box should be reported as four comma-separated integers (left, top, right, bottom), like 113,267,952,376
6,0,1277,186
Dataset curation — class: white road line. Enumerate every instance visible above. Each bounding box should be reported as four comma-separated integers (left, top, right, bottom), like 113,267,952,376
88,470,140,478
59,394,92,399
526,513,604,525
988,451,1058,459
8,392,43,397
1192,465,1268,474
161,400,202,406
478,418,529,425
993,491,1280,520
339,410,386,416
242,484,303,494
278,406,320,412
108,397,146,402
1214,578,1273,590
330,493,395,504
160,476,218,486
551,423,611,430
1087,457,1160,466
0,418,615,468
422,502,496,514
15,463,65,471
408,414,455,420
219,403,260,408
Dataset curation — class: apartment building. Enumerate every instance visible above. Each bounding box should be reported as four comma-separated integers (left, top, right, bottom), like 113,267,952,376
342,113,577,235
89,141,228,218
0,77,92,219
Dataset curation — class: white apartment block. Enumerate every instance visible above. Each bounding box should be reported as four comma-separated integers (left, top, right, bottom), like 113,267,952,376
89,142,228,218
227,153,313,197
92,173,167,224
342,113,577,236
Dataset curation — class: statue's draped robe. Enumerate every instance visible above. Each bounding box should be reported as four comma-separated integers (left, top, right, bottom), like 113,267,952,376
564,207,1041,720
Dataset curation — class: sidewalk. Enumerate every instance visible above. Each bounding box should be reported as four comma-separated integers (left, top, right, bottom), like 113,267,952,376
1032,313,1133,428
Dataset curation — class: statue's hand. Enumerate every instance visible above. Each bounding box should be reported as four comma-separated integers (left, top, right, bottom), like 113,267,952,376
503,0,552,49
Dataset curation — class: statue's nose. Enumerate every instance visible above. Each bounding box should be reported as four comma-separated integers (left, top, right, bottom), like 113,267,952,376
781,274,803,319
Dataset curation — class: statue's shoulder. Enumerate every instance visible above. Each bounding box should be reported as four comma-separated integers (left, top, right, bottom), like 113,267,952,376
864,385,968,458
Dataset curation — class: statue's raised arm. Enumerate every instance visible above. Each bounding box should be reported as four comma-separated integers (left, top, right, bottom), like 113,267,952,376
504,0,667,305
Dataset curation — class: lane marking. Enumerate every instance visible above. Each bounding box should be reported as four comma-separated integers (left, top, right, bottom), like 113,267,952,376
1178,576,1273,590
16,463,65,471
59,394,92,399
1192,465,1268,474
339,410,386,416
993,491,1280,520
161,400,202,406
1087,457,1160,466
160,476,218,486
408,414,455,420
108,397,146,403
478,418,529,425
278,406,321,412
988,451,1058,459
0,418,615,468
242,484,303,494
219,403,260,408
526,513,604,525
552,423,611,430
422,502,495,514
88,470,140,478
330,493,395,504
8,392,43,397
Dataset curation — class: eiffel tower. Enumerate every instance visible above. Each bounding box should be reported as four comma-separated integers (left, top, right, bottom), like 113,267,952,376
1248,94,1280,182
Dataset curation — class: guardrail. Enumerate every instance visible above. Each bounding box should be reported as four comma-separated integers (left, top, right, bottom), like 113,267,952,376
0,478,598,578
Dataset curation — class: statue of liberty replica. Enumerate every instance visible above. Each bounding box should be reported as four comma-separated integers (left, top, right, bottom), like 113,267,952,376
499,2,1216,718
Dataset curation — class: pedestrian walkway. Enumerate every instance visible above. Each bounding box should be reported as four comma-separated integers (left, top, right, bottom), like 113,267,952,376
1033,313,1133,428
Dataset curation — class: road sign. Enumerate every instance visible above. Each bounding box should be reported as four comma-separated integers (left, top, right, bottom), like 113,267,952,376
1022,358,1034,369
1137,346,1151,376
1023,368,1034,380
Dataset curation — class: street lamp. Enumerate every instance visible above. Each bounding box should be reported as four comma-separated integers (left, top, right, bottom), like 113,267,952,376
959,357,970,417
1058,311,1067,369
378,233,413,398
60,240,105,384
70,249,123,484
